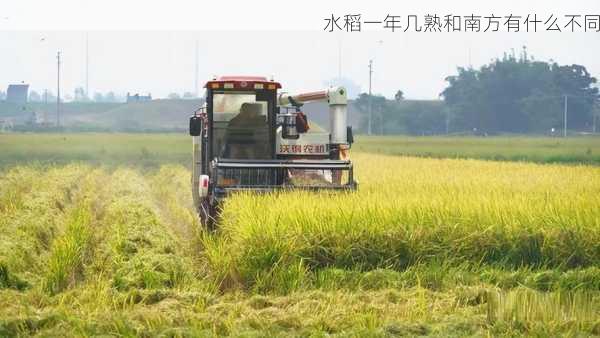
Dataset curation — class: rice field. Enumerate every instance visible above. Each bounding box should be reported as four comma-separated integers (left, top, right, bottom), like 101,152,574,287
0,134,599,336
355,135,600,165
1,133,600,168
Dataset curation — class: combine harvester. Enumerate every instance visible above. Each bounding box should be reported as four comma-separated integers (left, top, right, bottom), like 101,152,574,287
189,76,357,228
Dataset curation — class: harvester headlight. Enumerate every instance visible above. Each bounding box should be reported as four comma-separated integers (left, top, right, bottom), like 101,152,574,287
199,175,210,197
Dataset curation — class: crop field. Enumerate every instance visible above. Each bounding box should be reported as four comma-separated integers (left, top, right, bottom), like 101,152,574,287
354,136,600,165
2,133,600,168
0,133,599,336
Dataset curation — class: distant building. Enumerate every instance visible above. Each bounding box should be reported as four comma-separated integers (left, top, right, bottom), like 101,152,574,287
6,84,29,104
126,92,152,103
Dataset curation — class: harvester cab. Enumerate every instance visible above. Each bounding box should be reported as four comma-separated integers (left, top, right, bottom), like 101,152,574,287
189,76,356,228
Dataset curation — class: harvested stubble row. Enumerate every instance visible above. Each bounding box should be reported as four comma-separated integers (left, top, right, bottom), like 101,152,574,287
0,165,89,289
92,168,200,291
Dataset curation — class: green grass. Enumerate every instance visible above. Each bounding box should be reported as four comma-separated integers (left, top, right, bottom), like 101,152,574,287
0,133,189,168
1,133,600,169
354,135,600,164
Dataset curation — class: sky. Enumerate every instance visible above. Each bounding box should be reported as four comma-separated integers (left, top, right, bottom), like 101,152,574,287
1,0,599,100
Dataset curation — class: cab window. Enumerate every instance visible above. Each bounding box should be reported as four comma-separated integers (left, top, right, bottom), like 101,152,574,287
212,92,270,159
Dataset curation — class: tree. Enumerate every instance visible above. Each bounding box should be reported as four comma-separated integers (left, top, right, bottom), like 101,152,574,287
551,64,599,130
442,67,486,132
394,90,404,101
592,102,600,133
168,93,181,100
442,49,599,133
182,91,196,99
354,93,387,134
390,100,446,135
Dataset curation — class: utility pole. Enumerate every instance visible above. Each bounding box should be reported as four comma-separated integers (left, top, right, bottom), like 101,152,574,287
563,95,568,137
56,51,61,128
194,40,199,97
368,59,373,136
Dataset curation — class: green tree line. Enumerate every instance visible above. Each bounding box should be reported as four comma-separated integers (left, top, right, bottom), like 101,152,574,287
355,49,600,135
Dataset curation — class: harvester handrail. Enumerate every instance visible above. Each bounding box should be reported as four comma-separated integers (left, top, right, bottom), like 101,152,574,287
214,158,352,170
